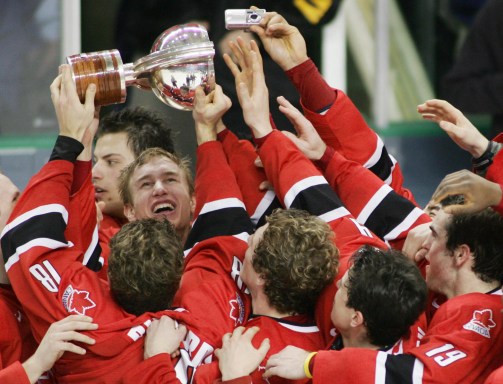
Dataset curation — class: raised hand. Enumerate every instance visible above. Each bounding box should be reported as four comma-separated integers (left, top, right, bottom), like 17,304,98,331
417,99,489,158
276,96,327,160
223,38,272,138
250,10,308,71
50,65,100,161
430,169,502,214
192,84,232,145
214,326,270,381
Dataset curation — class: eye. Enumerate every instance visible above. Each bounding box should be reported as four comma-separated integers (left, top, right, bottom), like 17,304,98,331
140,181,153,188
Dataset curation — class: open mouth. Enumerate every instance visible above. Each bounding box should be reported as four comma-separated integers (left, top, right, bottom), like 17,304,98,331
153,203,175,214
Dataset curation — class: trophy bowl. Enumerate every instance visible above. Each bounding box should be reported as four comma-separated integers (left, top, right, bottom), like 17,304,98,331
134,23,216,110
66,24,215,110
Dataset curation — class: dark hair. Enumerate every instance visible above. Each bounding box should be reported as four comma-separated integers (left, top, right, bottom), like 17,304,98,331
445,209,503,284
108,218,183,315
346,245,427,347
252,209,339,316
97,107,176,156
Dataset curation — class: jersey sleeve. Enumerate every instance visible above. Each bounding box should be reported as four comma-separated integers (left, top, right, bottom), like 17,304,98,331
182,140,253,281
323,149,431,249
219,129,282,228
175,141,253,337
0,361,31,384
486,133,503,185
0,159,96,340
301,90,416,203
185,141,253,250
256,130,386,257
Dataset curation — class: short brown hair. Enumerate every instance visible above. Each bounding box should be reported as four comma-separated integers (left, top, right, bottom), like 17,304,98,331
252,209,339,316
108,218,183,315
118,147,194,206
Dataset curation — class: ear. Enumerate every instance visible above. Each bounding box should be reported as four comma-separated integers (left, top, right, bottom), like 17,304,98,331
256,273,266,287
190,196,196,216
123,204,136,222
454,244,472,267
350,310,365,328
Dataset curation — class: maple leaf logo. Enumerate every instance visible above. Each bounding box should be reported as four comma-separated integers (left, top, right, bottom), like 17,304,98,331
68,289,96,315
463,309,496,338
471,309,496,329
229,299,239,324
228,293,245,326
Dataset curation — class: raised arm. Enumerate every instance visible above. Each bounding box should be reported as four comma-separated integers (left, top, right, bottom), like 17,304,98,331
249,10,413,202
277,96,431,250
0,65,99,341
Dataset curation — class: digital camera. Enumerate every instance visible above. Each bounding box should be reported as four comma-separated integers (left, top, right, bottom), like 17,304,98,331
225,9,266,30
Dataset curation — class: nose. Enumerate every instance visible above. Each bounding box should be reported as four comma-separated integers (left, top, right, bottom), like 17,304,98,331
152,179,167,195
92,162,103,181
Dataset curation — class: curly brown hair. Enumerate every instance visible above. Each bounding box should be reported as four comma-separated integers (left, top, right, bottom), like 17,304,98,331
252,209,339,316
108,218,183,316
118,147,194,207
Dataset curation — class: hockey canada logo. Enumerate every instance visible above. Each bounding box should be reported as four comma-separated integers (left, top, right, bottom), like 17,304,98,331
62,285,96,315
463,309,496,338
229,292,245,326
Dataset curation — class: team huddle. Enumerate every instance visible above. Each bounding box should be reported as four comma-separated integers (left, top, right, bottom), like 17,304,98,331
1,9,503,384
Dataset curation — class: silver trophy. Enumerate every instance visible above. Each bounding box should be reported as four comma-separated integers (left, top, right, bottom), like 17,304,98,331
66,24,215,110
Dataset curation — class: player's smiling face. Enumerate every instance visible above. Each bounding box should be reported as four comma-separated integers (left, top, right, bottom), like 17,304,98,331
124,156,194,239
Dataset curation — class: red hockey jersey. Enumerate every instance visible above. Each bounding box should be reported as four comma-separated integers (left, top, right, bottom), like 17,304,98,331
193,314,324,384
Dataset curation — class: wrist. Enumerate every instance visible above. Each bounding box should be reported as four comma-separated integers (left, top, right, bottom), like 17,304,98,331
303,352,317,379
250,122,274,140
22,356,44,384
216,119,227,134
470,137,490,158
281,56,309,72
472,141,502,176
195,123,217,145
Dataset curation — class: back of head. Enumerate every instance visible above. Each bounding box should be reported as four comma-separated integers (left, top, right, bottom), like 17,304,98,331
347,245,428,348
108,218,183,316
253,208,339,316
445,208,503,284
97,106,176,156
